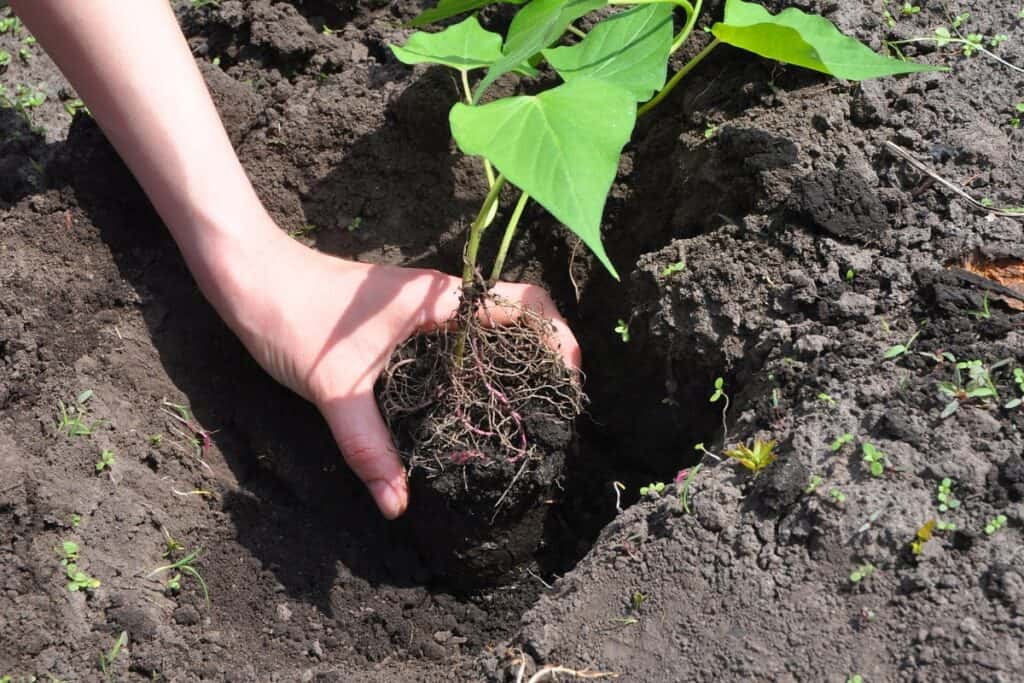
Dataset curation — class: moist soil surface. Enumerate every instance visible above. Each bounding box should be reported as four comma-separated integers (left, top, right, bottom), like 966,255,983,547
2,0,1023,680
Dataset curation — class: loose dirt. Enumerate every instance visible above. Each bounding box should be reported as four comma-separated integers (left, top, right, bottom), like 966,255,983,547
2,0,1022,681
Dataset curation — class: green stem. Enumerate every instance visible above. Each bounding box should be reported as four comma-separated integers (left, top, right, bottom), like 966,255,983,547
462,174,507,290
567,24,587,39
459,69,498,225
488,191,529,288
637,37,720,117
607,0,699,54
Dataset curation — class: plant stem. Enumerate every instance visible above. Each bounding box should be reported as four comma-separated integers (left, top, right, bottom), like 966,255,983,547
638,37,720,117
488,190,529,288
567,24,587,39
459,69,498,224
462,174,507,290
606,0,699,54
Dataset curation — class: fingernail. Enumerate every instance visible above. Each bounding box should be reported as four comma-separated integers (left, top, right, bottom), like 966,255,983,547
369,479,405,520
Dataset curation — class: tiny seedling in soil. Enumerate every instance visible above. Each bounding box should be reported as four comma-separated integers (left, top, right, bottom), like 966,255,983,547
804,475,823,495
660,260,686,277
969,293,992,320
675,464,703,514
56,389,102,437
56,540,79,565
0,51,10,68
937,478,960,513
938,358,1007,418
98,631,127,681
849,563,876,584
724,438,777,474
1011,102,1024,128
817,392,836,406
639,481,665,498
65,564,101,592
63,98,89,117
883,330,919,360
861,443,886,477
148,546,210,606
69,514,81,528
1005,368,1024,409
828,488,847,504
95,449,115,473
910,519,936,555
848,676,864,683
845,268,855,281
614,319,630,343
831,433,854,451
984,514,1008,536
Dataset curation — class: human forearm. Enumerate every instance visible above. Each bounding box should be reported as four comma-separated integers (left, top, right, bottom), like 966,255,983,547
11,0,281,329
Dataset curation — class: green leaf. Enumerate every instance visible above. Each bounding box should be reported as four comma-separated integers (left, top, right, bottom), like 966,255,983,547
408,0,525,28
543,4,673,101
884,344,907,359
474,0,606,102
451,78,635,278
391,16,506,71
711,0,943,80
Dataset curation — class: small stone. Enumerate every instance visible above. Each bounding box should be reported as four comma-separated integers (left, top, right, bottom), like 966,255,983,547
276,603,293,622
310,640,324,660
433,630,451,644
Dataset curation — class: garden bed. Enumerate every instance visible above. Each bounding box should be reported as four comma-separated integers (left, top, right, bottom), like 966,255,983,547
1,0,1022,680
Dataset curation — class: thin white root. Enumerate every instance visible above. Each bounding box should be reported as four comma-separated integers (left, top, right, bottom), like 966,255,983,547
512,652,618,683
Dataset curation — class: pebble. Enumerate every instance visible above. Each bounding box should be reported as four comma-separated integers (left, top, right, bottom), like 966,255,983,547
276,603,293,622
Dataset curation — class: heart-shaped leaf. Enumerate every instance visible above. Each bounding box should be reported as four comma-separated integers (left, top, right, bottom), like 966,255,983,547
391,15,508,72
543,3,673,101
474,0,606,102
712,0,943,80
451,78,635,278
408,0,524,28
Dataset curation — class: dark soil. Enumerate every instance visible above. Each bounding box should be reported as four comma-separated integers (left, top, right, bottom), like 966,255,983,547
2,0,1023,681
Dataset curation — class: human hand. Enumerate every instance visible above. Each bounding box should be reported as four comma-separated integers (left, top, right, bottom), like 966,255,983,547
223,228,581,519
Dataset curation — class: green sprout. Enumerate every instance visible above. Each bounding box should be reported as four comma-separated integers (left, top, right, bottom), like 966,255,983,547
660,260,686,277
984,514,1008,536
900,2,919,15
861,443,886,477
845,268,855,281
936,478,960,513
969,293,991,320
724,439,777,474
56,540,79,565
95,449,115,473
830,433,854,451
817,392,836,406
0,51,10,67
63,98,89,117
828,488,846,504
938,359,1005,418
1005,368,1024,409
148,546,210,606
98,631,127,681
1011,102,1024,128
639,481,665,498
614,319,630,343
849,563,876,584
70,514,81,528
804,474,823,495
57,390,102,437
676,463,703,514
883,330,919,360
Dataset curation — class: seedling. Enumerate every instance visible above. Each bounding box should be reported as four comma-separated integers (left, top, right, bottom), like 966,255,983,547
56,390,102,437
969,293,991,320
883,330,919,360
0,16,23,34
161,399,214,471
346,216,363,232
614,319,630,343
936,478,960,513
660,260,686,277
161,528,185,558
148,546,210,605
1011,102,1024,128
830,433,854,452
0,51,10,67
861,443,886,477
612,480,626,514
845,268,855,281
848,675,864,683
98,631,127,681
288,223,319,238
95,449,115,473
1004,368,1024,410
817,392,836,406
639,481,665,498
389,0,938,365
849,563,876,584
938,359,1004,418
147,433,164,447
828,488,846,504
887,13,1023,74
724,438,777,474
63,98,89,117
69,514,81,528
900,2,920,15
910,519,936,555
66,563,101,592
984,514,1007,536
630,590,647,612
675,463,702,513
804,474,823,495
56,540,79,565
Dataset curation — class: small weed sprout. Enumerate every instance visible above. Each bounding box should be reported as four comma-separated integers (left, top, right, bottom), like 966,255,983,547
676,464,703,514
1005,368,1024,410
828,488,846,504
849,563,876,584
936,478,960,513
612,481,626,514
938,359,1004,417
98,631,127,681
910,519,936,555
613,319,630,343
639,481,666,498
660,260,686,277
709,376,730,446
984,514,1008,536
65,564,101,592
804,474,823,495
883,330,919,360
817,392,836,406
861,443,886,477
900,2,920,15
69,514,81,528
148,546,210,606
95,449,115,473
56,540,79,565
831,433,854,452
724,438,777,474
1011,102,1024,128
57,390,102,437
0,50,9,67
969,293,992,320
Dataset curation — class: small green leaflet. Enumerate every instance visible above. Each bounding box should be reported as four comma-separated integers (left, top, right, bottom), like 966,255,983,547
711,0,943,80
544,4,673,102
408,0,524,28
451,77,635,278
390,16,504,71
474,0,606,102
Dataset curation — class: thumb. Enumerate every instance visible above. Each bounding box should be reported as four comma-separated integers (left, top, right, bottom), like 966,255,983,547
319,391,408,520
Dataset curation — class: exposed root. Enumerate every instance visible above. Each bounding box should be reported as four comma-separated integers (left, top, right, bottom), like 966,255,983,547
378,295,584,477
509,650,619,683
